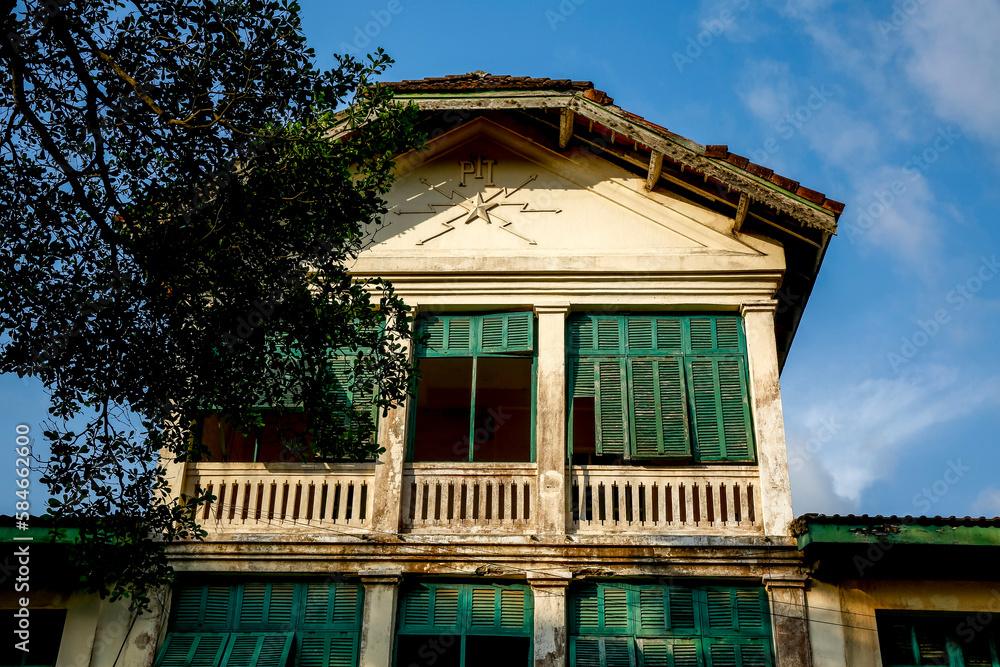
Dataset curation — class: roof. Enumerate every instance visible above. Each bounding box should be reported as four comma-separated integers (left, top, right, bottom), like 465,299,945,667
377,72,844,370
383,72,844,221
793,513,1000,548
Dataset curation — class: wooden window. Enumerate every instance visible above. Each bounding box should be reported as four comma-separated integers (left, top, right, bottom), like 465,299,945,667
568,315,754,464
878,611,1000,667
396,582,533,667
569,582,773,666
411,312,535,463
155,582,363,667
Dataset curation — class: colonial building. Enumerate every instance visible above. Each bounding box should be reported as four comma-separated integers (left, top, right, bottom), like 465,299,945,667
18,72,846,667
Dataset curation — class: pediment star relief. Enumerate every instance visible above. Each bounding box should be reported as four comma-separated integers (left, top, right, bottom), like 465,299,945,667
393,174,561,246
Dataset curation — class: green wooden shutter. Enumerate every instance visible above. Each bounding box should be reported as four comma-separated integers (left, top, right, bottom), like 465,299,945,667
479,312,534,354
417,315,473,356
655,318,683,352
154,633,229,667
301,583,360,629
573,584,602,632
638,588,667,633
237,584,295,628
637,638,701,667
297,634,357,667
628,358,691,458
687,358,754,461
704,639,772,667
571,637,636,667
570,316,595,351
596,359,628,456
627,318,655,352
669,588,697,631
174,586,233,630
433,587,460,627
570,357,596,398
703,589,769,636
220,633,293,667
604,586,629,630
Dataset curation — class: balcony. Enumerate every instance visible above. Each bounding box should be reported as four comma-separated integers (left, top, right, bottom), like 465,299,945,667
186,462,375,538
182,461,763,539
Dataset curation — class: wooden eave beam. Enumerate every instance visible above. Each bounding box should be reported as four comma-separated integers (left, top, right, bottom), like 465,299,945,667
734,192,749,233
645,150,663,191
559,108,575,149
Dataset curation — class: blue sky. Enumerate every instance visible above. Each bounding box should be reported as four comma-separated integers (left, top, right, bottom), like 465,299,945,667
4,0,999,519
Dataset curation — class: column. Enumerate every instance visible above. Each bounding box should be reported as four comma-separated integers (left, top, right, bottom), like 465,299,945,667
533,304,571,538
529,572,571,667
358,570,403,667
740,300,793,537
765,575,812,667
369,318,413,537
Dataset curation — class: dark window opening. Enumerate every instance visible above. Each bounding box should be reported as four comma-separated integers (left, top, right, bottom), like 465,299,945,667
395,635,462,667
0,609,65,666
465,636,530,666
198,412,313,463
412,358,474,462
878,612,1000,667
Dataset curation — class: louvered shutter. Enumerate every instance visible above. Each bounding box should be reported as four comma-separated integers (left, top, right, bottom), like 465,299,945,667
400,585,431,629
638,588,667,633
703,589,768,636
569,316,595,351
668,588,697,631
220,633,293,667
237,583,295,628
603,585,630,630
572,584,602,632
296,634,357,667
154,633,229,667
479,312,534,353
704,639,772,667
571,637,636,667
417,315,473,355
628,358,691,458
596,359,628,456
655,318,683,351
570,357,596,398
687,358,753,461
174,586,233,630
301,583,360,629
637,638,702,667
432,587,460,627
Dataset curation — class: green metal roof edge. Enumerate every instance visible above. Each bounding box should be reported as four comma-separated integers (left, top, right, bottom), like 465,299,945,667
797,522,1000,550
0,526,80,543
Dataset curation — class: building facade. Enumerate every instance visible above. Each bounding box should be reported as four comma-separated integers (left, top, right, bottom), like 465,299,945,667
11,73,848,667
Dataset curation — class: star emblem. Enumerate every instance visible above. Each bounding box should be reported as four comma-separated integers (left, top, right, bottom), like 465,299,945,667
463,192,499,224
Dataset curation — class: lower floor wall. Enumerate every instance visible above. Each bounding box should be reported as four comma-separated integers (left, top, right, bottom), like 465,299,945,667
808,579,1000,667
10,541,814,667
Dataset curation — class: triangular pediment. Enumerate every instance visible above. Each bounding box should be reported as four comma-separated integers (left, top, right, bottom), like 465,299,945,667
356,118,781,271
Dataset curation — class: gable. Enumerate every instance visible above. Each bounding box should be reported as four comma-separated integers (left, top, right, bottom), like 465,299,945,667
353,118,784,276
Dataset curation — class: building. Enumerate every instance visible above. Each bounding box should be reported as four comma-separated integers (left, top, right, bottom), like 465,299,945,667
795,514,1000,667
22,72,847,666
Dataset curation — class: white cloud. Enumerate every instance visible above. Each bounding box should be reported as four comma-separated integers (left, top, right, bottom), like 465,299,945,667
785,365,1000,506
972,487,1000,518
902,1,1000,144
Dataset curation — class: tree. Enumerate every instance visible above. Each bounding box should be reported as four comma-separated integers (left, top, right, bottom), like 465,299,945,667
0,0,423,612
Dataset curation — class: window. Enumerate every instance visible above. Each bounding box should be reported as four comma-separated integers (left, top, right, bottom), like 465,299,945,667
0,609,65,666
154,582,363,667
569,582,773,666
198,336,377,463
395,582,532,666
568,314,755,464
410,312,535,462
878,611,1000,667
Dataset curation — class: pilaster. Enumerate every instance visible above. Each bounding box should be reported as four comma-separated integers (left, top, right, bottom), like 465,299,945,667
529,571,572,667
533,304,571,538
765,575,813,667
358,570,403,667
740,300,793,537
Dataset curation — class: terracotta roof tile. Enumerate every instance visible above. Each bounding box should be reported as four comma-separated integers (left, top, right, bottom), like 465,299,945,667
386,71,595,95
822,198,845,214
745,162,773,179
796,185,825,205
769,173,799,192
726,152,750,170
704,144,728,158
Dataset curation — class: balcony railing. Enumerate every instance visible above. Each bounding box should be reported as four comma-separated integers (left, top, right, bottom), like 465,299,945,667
401,463,537,535
569,465,763,534
186,462,374,537
181,462,763,539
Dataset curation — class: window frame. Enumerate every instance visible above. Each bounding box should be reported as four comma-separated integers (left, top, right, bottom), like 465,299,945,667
876,610,1000,667
567,313,756,464
407,311,538,463
394,581,534,667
